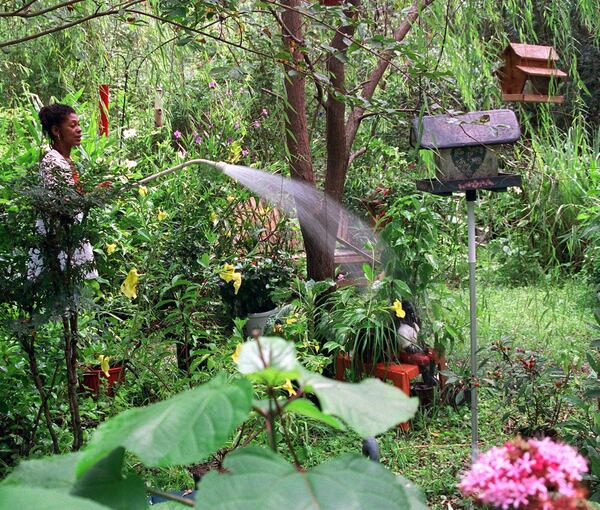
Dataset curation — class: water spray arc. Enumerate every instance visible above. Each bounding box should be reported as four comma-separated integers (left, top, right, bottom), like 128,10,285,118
131,157,379,270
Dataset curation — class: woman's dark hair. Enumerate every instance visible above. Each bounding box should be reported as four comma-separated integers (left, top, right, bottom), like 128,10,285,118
39,104,76,142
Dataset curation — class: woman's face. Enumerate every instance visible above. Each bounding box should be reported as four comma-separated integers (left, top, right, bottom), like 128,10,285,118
53,113,82,147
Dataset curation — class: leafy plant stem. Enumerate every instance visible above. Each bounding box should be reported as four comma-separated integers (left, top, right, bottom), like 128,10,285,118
146,487,194,507
271,394,301,467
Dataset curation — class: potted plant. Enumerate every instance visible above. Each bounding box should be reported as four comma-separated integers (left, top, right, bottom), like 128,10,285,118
218,255,295,336
323,273,408,376
81,354,125,397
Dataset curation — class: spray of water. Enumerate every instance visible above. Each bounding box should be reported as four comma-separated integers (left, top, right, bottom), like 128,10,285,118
137,159,380,265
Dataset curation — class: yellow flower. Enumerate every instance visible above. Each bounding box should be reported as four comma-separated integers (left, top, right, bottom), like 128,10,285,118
285,315,298,325
391,299,406,319
226,195,235,203
98,355,110,378
138,186,148,197
282,379,296,397
231,272,241,294
120,268,139,299
232,344,242,364
219,263,242,295
210,211,218,222
105,243,117,255
157,209,167,221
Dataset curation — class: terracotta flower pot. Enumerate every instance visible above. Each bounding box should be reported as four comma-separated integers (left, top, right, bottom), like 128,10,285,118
82,363,125,397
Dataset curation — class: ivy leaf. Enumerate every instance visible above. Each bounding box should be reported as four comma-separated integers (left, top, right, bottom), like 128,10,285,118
77,376,253,476
195,446,429,509
300,371,418,437
0,486,111,510
236,337,300,385
72,448,147,510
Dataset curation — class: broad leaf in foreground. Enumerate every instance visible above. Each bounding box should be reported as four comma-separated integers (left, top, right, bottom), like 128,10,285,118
2,452,80,490
0,486,111,510
77,376,253,475
300,371,418,437
72,448,147,510
195,446,429,510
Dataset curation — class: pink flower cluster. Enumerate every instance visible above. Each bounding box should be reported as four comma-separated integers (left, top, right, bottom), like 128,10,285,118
460,437,588,510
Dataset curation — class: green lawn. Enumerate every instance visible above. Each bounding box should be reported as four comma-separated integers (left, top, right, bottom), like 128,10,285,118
304,277,597,509
141,277,597,509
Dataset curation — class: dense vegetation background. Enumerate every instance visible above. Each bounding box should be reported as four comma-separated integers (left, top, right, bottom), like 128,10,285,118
0,0,599,508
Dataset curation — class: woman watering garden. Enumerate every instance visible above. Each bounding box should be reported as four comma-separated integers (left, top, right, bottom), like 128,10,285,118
27,104,111,280
26,103,111,450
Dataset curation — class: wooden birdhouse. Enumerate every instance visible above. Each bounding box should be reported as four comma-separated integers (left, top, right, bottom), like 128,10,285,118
412,109,522,195
499,43,567,104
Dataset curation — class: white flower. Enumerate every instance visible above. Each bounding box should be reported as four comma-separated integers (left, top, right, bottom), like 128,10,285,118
123,128,137,139
95,157,105,164
177,149,187,159
125,160,137,169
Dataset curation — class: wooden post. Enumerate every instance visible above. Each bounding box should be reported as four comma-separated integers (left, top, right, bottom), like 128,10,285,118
154,86,163,128
99,84,109,136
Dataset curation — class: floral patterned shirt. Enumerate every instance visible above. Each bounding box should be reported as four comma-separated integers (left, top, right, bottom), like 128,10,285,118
39,149,76,187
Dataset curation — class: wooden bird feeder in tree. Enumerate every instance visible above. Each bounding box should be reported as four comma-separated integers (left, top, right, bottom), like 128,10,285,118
499,43,567,104
412,109,522,195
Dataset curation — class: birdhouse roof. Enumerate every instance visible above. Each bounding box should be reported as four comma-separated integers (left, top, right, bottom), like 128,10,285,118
411,109,521,150
515,65,567,78
506,43,559,61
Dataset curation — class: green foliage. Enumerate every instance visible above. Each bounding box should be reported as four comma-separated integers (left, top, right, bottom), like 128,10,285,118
196,446,428,510
487,338,576,436
78,376,253,474
0,336,423,509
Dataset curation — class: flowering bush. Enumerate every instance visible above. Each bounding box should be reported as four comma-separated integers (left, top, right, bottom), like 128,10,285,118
218,255,295,318
488,339,574,437
460,437,589,509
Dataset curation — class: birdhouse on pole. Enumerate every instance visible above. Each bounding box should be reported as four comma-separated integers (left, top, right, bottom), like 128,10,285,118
499,43,567,104
412,109,522,195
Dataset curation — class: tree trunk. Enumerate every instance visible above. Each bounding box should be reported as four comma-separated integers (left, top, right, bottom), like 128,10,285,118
281,0,330,281
63,311,83,450
279,0,435,281
20,333,60,453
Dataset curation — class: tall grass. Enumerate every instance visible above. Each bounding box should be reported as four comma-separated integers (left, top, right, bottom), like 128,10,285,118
523,118,600,272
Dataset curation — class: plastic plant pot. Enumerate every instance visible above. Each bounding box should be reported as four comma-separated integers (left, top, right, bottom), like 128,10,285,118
82,364,125,397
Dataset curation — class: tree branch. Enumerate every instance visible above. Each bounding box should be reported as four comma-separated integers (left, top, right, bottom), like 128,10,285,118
348,146,367,165
127,8,277,61
0,0,84,18
345,0,435,149
0,0,144,48
323,0,358,201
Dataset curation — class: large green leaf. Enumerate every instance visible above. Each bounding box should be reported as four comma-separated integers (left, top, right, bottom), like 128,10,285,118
2,453,81,490
72,448,147,510
237,337,300,385
0,486,111,510
195,446,428,510
284,398,344,430
77,376,253,475
300,371,418,437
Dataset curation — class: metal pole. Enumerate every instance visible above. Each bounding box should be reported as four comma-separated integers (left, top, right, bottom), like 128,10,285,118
466,189,478,462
